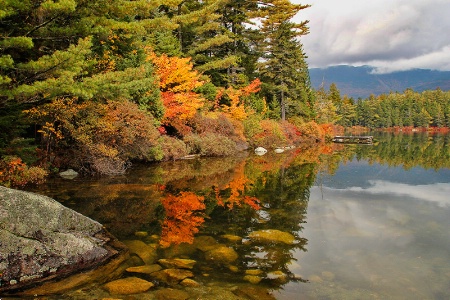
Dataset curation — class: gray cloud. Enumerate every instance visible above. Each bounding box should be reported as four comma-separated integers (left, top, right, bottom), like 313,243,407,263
294,0,450,73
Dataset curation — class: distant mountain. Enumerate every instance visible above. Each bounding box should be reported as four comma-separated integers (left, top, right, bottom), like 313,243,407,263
308,65,450,99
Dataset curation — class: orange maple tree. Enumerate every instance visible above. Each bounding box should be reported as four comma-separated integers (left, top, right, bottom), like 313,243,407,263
159,191,206,248
147,51,205,127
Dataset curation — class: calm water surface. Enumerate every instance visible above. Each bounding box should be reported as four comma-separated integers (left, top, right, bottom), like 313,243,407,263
25,133,450,299
277,159,450,299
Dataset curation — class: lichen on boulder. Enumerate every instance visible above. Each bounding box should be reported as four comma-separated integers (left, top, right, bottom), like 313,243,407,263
0,186,126,295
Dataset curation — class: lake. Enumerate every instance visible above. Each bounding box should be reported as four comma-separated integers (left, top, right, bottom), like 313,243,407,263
23,132,450,299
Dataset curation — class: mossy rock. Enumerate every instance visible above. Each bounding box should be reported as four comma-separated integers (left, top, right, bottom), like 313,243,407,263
247,229,295,244
204,246,238,264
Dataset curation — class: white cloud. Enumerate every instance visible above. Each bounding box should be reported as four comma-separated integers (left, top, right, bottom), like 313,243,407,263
346,180,450,207
293,0,450,72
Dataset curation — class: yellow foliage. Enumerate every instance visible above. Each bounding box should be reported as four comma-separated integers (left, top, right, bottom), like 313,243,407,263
146,50,205,125
217,79,261,121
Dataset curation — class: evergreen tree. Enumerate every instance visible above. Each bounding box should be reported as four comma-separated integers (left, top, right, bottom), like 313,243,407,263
172,0,240,85
337,95,356,127
256,0,312,120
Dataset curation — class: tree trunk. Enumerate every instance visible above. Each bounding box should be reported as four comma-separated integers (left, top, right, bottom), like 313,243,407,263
281,87,286,121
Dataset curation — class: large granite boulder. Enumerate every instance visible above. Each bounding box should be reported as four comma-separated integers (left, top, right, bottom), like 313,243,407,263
0,186,127,295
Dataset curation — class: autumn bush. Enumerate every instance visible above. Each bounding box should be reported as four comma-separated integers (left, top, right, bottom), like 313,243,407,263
281,121,303,145
189,112,246,143
294,120,324,142
78,100,161,174
184,133,237,157
0,156,47,187
320,123,335,140
245,119,287,148
25,97,161,175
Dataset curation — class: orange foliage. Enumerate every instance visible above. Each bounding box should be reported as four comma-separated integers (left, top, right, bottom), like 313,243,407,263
214,161,261,210
251,119,287,148
319,123,335,138
25,97,160,174
0,156,47,187
319,144,333,155
147,51,205,125
217,79,261,121
159,191,206,248
161,91,204,124
0,157,25,187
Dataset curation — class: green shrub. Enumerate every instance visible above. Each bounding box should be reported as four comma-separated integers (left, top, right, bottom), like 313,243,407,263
243,114,263,140
153,135,188,161
184,133,237,156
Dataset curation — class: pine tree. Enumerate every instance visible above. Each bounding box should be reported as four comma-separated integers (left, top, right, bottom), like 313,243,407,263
255,0,312,121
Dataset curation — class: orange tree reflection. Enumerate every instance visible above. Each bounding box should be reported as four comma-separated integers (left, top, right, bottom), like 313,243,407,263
159,191,205,248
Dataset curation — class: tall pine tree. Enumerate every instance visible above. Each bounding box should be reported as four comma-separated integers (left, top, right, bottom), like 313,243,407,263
255,0,312,120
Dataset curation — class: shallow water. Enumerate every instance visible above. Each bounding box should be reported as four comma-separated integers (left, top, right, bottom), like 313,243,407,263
16,133,450,299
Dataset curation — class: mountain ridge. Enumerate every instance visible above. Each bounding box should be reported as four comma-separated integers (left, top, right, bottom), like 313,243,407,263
308,65,450,99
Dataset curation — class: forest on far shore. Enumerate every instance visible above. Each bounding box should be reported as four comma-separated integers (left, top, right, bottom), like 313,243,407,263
316,84,450,131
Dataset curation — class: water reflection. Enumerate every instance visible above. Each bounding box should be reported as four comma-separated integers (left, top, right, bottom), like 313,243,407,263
23,133,450,299
276,134,450,300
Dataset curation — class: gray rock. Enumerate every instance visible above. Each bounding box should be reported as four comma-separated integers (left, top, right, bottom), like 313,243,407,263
0,186,126,294
274,148,284,153
59,169,78,179
254,147,267,155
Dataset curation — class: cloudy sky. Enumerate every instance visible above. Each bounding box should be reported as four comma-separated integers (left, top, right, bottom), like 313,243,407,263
293,0,450,73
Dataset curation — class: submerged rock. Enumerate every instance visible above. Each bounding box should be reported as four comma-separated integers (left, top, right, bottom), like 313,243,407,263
246,269,264,276
158,258,196,269
123,240,157,264
204,246,238,264
193,235,220,251
125,264,162,274
155,288,189,300
151,268,194,284
234,285,276,300
247,229,295,245
103,277,154,295
180,278,201,287
220,234,242,243
244,275,262,284
0,186,127,295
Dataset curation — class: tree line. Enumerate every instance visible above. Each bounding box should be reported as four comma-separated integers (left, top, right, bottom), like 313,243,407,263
321,132,450,175
317,83,450,129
